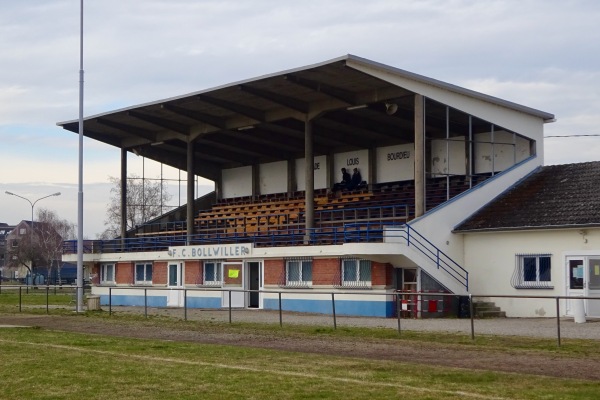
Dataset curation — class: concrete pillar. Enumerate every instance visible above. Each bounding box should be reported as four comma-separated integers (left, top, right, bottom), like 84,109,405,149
186,140,195,245
287,158,296,197
120,148,127,241
368,147,376,189
304,117,315,233
414,94,425,217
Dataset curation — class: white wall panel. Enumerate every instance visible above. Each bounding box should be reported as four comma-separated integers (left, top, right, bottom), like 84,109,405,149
430,137,466,176
376,144,414,182
259,161,287,195
221,166,252,198
295,155,327,190
333,149,369,184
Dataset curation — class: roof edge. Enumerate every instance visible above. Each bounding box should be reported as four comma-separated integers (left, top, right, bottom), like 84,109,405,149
345,55,555,122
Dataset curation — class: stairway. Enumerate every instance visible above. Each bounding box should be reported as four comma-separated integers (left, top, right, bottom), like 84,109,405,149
472,301,506,318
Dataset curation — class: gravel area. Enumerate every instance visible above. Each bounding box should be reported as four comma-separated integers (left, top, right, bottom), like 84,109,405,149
110,306,600,340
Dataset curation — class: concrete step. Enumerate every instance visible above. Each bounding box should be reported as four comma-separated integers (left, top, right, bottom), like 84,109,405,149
473,301,506,318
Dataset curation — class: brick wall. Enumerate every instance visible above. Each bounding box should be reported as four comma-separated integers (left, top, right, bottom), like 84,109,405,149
313,258,339,286
116,262,133,284
372,261,391,286
153,261,168,285
185,260,201,285
264,259,284,285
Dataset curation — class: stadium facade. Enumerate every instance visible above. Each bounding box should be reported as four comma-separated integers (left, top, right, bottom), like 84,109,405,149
59,55,600,318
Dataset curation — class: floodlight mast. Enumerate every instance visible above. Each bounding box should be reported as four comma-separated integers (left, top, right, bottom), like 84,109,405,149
76,0,85,313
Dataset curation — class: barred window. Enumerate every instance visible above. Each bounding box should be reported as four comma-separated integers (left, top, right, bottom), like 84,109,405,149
285,258,312,287
341,259,371,288
100,263,115,284
135,262,153,285
512,254,552,289
203,261,222,286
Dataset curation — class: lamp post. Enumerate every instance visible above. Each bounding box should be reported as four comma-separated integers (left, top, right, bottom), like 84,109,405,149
5,191,61,285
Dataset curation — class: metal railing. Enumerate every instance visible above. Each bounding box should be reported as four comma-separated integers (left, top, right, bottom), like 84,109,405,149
4,284,600,347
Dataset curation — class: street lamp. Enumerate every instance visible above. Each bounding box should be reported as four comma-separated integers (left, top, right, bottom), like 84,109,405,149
5,191,61,284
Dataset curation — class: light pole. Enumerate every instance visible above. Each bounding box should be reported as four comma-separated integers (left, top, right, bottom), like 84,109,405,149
5,191,61,285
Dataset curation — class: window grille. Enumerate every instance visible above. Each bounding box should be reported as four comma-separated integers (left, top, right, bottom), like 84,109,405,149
201,260,223,286
334,259,372,289
512,254,552,289
283,257,312,288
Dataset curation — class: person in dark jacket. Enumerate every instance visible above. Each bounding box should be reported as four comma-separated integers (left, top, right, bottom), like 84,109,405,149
333,168,351,191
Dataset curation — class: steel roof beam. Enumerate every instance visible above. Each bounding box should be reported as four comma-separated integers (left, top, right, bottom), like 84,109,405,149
127,110,190,135
239,85,309,114
161,103,227,130
197,95,265,122
284,74,356,105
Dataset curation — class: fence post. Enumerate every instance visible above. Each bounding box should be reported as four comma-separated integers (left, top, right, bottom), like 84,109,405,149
278,291,283,328
46,286,49,314
469,293,475,340
228,290,232,324
184,289,188,321
19,286,22,312
556,297,561,347
109,287,112,316
144,289,148,318
331,293,337,330
396,293,401,335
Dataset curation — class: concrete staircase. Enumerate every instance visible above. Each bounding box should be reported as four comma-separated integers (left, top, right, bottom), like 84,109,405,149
472,301,506,318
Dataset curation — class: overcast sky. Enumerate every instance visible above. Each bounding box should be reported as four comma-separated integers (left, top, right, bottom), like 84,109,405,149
1,0,599,237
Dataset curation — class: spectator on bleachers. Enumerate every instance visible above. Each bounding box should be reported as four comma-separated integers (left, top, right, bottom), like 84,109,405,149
349,168,363,190
333,168,351,191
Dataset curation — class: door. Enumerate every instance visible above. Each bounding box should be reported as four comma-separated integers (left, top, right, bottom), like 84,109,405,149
248,261,263,309
587,258,600,317
566,258,584,316
167,262,184,307
221,262,244,308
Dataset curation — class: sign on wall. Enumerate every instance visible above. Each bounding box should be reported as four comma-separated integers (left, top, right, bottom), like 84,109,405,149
295,155,328,190
376,144,413,182
333,149,369,183
168,244,253,259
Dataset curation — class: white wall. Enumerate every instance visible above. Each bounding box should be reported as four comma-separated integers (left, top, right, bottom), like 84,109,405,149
295,155,328,190
463,228,600,317
408,157,540,276
259,161,287,195
376,143,414,182
221,166,252,198
430,138,466,176
474,130,531,174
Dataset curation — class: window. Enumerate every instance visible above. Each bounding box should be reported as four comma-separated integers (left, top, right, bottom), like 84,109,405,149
341,259,371,288
100,263,115,284
203,261,222,286
135,262,153,285
286,259,312,287
512,254,552,289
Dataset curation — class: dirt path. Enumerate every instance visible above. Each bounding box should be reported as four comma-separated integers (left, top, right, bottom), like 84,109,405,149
2,313,600,381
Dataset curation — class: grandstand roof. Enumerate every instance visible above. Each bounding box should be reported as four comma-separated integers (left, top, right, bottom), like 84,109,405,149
58,54,554,181
454,161,600,232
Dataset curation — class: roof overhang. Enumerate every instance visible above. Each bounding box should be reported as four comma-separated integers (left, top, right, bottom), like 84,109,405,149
58,54,555,181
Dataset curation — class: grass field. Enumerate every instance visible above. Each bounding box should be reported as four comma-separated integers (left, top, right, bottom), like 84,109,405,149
0,324,599,400
1,291,600,399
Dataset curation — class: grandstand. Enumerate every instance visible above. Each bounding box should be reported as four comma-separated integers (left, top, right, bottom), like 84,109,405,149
59,55,575,318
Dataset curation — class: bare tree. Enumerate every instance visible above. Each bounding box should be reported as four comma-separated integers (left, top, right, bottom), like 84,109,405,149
6,208,75,284
99,174,173,239
36,208,75,284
